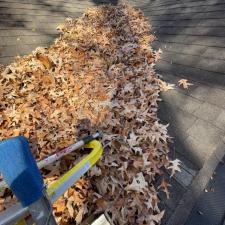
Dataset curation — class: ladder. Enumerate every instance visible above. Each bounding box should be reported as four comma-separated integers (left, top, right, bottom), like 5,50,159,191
0,133,103,225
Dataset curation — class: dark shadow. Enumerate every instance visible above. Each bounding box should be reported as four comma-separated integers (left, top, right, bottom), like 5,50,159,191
91,0,118,5
158,100,201,170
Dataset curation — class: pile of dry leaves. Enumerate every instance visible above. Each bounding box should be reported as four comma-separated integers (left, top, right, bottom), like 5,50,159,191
0,4,180,225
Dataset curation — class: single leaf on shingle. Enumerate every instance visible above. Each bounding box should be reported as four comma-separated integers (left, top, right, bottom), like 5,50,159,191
158,178,171,199
154,48,162,61
178,79,193,89
168,159,181,177
159,80,174,92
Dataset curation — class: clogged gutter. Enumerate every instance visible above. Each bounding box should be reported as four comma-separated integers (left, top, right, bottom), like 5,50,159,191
0,4,180,225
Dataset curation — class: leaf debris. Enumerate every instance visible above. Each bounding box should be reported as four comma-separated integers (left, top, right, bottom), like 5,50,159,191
178,79,193,89
0,4,180,225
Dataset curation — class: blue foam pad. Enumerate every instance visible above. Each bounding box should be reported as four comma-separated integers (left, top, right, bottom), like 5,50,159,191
0,136,44,207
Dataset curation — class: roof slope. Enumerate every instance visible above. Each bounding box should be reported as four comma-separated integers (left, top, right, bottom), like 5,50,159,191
1,0,225,224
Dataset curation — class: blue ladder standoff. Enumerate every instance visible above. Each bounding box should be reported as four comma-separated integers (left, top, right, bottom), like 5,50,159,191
0,133,103,225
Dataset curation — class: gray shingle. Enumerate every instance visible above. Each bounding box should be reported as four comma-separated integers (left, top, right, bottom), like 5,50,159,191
161,89,202,114
193,102,223,125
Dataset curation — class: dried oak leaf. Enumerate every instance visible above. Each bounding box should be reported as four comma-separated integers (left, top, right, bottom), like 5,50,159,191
54,198,66,215
95,197,108,211
125,172,148,193
168,159,181,177
149,211,165,224
36,53,54,69
154,48,162,61
159,80,174,92
158,178,171,199
0,85,3,101
178,79,193,89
